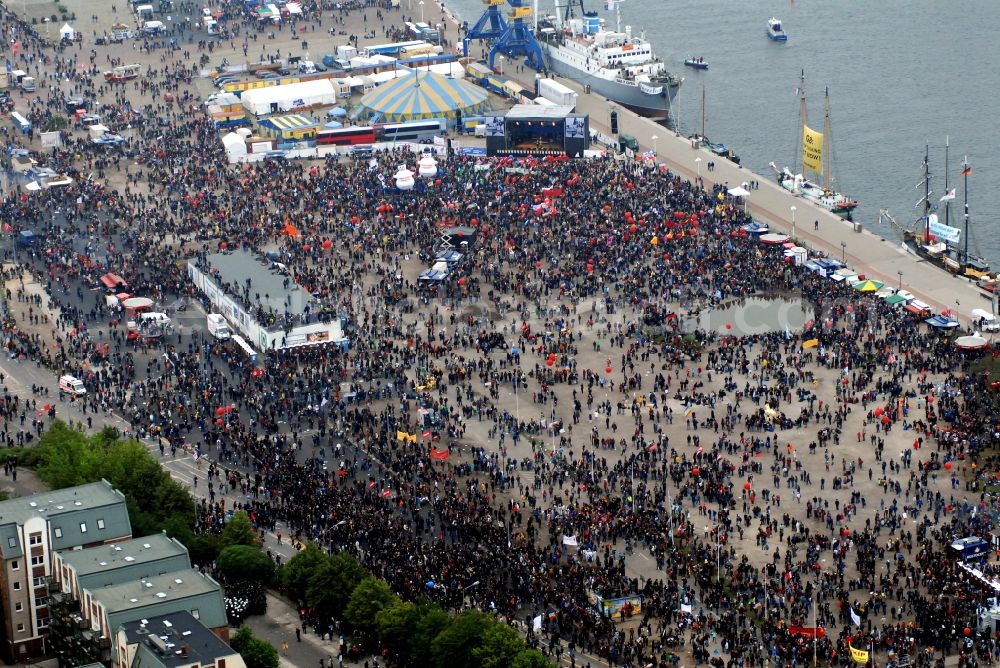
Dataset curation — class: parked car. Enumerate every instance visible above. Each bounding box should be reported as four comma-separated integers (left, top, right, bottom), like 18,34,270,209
93,134,126,145
256,70,279,80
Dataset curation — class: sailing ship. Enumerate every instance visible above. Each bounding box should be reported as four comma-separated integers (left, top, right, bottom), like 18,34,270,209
768,71,858,218
535,0,681,120
881,143,991,279
689,86,739,164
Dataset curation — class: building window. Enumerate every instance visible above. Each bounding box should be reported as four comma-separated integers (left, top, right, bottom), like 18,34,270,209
191,609,200,620
33,577,45,588
13,582,20,591
53,528,63,539
79,522,87,533
35,598,45,608
15,602,22,612
7,537,15,548
97,519,105,530
16,624,24,633
28,533,42,546
36,617,48,629
31,555,43,566
11,560,18,570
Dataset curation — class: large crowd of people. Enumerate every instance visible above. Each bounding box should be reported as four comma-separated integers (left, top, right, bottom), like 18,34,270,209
3,1,1000,667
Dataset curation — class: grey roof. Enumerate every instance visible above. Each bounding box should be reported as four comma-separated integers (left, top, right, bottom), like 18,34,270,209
0,480,131,558
120,611,237,668
61,533,190,590
91,569,227,632
506,103,576,119
197,249,316,317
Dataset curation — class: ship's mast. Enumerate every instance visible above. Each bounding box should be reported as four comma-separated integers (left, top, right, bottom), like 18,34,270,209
797,70,807,175
700,85,706,140
944,136,950,228
923,145,931,241
822,87,831,190
962,156,970,264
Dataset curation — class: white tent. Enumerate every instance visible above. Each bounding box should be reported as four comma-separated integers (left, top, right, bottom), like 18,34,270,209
59,23,75,40
240,79,337,115
221,132,247,162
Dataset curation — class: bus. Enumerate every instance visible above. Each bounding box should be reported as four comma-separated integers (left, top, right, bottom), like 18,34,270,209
316,126,377,146
378,118,446,142
362,40,427,57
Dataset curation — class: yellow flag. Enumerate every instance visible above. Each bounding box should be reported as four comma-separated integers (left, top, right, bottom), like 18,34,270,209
849,645,869,664
802,125,824,173
408,433,418,443
802,338,819,349
396,430,405,442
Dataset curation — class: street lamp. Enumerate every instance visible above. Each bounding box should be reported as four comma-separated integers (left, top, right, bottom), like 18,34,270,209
897,270,903,292
841,241,847,264
651,134,658,155
419,0,425,22
790,206,797,239
695,157,702,177
497,54,505,77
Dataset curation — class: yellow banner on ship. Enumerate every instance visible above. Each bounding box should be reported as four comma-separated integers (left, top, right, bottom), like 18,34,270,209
849,645,869,664
802,125,824,173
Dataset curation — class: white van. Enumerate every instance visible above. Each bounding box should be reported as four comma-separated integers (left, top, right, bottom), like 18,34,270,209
58,375,86,395
971,309,1000,333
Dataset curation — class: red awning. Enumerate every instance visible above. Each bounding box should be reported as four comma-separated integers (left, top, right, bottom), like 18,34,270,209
100,273,127,290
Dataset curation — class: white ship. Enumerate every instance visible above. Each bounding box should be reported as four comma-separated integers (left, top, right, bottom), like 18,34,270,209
536,3,681,120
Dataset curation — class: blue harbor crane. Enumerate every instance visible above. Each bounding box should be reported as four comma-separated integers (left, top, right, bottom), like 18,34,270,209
464,0,545,73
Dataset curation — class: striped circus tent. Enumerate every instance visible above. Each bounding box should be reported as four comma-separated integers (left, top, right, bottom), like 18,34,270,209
357,71,488,125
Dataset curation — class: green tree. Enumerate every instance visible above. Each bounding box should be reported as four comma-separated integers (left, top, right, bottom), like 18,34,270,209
375,600,416,657
217,545,275,584
306,551,367,619
36,421,95,487
471,622,529,668
230,627,279,668
344,577,398,636
408,603,451,667
219,510,258,549
280,542,328,603
431,610,492,668
511,649,555,668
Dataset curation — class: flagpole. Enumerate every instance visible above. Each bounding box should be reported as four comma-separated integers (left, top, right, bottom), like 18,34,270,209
813,592,817,668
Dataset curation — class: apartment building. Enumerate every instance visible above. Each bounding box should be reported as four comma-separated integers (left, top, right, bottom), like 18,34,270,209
0,480,131,662
116,612,246,668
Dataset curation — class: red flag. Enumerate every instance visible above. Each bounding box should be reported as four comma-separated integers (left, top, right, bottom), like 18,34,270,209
368,481,376,489
960,165,972,177
431,448,450,461
381,489,392,498
789,626,825,639
647,443,657,452
421,430,431,438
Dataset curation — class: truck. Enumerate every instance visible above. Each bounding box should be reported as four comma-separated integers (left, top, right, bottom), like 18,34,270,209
20,77,36,92
537,78,577,108
207,313,233,340
105,64,141,82
618,134,639,153
951,537,990,563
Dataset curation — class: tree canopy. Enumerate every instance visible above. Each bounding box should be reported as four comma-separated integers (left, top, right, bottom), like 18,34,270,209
34,421,196,539
230,627,278,668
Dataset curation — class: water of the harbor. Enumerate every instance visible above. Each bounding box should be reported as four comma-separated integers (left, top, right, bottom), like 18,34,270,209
439,0,1000,267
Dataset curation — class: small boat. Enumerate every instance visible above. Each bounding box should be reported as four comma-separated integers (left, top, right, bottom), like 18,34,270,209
683,57,708,70
767,17,788,41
